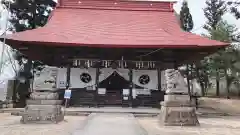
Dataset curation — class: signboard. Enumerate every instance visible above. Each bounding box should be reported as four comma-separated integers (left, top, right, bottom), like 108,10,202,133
122,89,129,95
86,86,96,91
123,96,129,100
59,81,66,88
64,89,72,99
98,88,106,95
135,89,151,95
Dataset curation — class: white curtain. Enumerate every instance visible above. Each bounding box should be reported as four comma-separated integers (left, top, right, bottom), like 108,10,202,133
70,68,96,88
56,68,67,89
99,68,114,83
116,68,129,81
132,70,158,90
99,68,129,82
161,70,167,91
56,68,131,89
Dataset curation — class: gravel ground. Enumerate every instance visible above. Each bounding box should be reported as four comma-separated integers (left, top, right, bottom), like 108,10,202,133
137,116,240,135
198,98,240,115
1,112,240,135
0,113,87,135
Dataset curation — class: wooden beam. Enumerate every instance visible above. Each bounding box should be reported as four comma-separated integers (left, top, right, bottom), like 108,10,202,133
15,43,224,68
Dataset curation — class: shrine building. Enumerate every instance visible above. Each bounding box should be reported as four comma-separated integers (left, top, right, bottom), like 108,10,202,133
1,0,228,108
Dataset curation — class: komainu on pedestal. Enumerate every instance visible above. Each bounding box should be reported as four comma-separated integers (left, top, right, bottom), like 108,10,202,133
21,90,64,124
159,69,199,126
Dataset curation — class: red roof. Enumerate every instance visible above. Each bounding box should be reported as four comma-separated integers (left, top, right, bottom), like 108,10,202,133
3,0,228,48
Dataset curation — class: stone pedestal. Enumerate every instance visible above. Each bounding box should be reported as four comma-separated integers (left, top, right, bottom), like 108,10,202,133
4,80,16,108
159,94,199,126
21,90,64,124
159,69,199,126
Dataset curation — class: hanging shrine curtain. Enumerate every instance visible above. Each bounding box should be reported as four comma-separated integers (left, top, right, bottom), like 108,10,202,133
132,70,158,90
70,68,97,88
57,68,164,90
56,68,67,89
99,68,129,82
56,68,130,89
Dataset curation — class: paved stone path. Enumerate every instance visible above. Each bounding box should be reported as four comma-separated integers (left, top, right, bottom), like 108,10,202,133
72,113,147,135
66,107,159,114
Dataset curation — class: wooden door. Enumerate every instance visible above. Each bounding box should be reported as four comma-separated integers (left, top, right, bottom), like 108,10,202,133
105,89,122,105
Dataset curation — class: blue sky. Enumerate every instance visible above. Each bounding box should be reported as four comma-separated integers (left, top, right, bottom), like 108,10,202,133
0,0,240,81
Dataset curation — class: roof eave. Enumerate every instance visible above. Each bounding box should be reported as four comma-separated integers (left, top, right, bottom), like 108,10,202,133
3,38,229,49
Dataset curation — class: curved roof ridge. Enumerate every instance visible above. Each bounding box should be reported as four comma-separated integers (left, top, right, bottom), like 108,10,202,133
58,0,174,12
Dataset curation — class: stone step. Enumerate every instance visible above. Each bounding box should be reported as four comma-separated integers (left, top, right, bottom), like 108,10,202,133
26,100,62,105
30,92,59,100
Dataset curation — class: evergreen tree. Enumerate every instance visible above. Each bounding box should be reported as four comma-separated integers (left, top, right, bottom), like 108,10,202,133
207,21,239,98
203,0,227,31
179,0,194,97
2,0,56,32
179,0,194,32
203,0,227,97
227,1,240,19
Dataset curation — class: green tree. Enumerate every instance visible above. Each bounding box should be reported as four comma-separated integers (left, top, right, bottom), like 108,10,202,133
194,59,211,96
227,1,240,19
203,0,227,96
179,0,194,32
179,0,194,96
204,0,227,31
2,0,56,32
207,21,239,98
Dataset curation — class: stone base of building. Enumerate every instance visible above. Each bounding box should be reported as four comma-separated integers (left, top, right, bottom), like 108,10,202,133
159,94,199,126
21,91,64,124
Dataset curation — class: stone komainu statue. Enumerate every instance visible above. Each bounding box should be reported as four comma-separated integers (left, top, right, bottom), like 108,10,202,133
21,67,64,124
165,69,188,94
159,68,199,126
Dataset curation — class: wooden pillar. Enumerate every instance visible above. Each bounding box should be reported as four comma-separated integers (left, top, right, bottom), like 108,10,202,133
157,68,162,91
129,69,133,107
173,61,178,70
66,65,71,89
186,64,191,98
95,68,100,107
65,65,71,108
190,64,194,95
